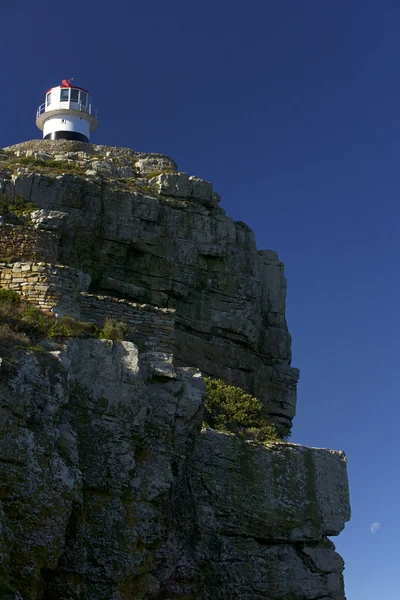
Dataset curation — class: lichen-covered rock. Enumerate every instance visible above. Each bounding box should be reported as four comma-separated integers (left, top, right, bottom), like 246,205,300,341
30,209,69,232
148,172,218,208
135,155,177,175
148,171,192,198
0,341,350,600
0,140,299,435
34,151,54,161
191,430,350,542
90,160,117,177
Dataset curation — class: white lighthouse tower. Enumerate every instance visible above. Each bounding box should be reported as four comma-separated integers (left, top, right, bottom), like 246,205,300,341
36,79,98,143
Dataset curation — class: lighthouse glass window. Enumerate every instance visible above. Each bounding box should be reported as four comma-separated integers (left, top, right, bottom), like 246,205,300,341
80,92,87,107
46,92,51,107
70,89,79,103
60,89,69,102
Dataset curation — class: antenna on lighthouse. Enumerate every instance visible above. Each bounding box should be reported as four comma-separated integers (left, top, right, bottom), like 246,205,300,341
35,80,98,143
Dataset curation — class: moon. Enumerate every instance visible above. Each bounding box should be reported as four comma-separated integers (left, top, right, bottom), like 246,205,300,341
370,522,381,534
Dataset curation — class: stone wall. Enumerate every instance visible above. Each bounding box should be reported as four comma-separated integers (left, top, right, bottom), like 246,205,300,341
0,262,176,353
0,262,90,316
79,293,175,353
0,224,58,263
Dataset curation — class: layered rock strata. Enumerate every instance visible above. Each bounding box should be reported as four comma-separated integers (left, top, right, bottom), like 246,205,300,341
1,140,299,434
0,140,350,600
0,340,350,600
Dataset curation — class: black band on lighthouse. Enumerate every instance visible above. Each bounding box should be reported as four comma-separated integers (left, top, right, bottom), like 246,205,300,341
44,131,89,143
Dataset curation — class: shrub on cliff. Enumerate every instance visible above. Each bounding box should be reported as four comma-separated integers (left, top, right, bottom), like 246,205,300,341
0,289,21,305
99,317,130,341
0,323,30,347
203,377,280,442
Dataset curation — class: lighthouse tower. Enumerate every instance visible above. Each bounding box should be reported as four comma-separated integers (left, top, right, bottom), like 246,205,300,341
36,79,98,143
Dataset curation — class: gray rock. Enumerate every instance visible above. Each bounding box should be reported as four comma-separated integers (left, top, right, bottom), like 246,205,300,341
0,341,349,599
0,142,299,435
149,172,218,207
191,431,350,541
135,155,177,175
37,152,54,160
189,175,214,206
30,209,69,232
117,165,135,178
0,138,350,596
91,160,117,177
149,172,192,198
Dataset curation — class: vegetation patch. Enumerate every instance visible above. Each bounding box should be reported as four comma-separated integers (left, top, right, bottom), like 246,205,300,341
0,575,18,599
5,156,85,176
0,194,37,218
100,316,131,341
0,289,134,350
113,179,156,197
203,377,282,442
145,169,176,179
0,256,20,265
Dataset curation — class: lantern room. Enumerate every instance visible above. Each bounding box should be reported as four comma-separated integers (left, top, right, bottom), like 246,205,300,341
36,79,98,143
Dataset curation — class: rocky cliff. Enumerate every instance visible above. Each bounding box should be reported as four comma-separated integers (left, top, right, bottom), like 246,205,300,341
0,140,298,435
0,140,350,599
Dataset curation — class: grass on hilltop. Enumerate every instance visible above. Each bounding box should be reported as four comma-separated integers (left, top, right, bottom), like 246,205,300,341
3,156,85,176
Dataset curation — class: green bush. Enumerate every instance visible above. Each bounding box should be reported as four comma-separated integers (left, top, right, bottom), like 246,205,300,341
203,377,280,442
0,289,21,305
0,323,30,347
99,317,131,341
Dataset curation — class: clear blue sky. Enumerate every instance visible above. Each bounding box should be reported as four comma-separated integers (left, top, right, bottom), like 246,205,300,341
1,1,398,597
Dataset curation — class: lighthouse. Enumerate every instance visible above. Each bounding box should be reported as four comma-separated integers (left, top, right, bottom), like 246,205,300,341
36,79,98,143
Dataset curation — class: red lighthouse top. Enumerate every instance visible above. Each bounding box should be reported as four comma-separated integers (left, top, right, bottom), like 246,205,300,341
46,79,90,96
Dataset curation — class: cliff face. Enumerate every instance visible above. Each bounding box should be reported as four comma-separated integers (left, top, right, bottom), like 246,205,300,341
0,140,350,600
0,341,349,600
1,140,298,435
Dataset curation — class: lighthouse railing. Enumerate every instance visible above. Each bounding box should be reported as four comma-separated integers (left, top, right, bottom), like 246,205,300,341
36,102,98,119
36,104,46,118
